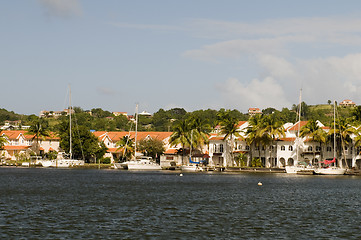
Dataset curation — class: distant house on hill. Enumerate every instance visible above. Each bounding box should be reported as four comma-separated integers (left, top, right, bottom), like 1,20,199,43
248,107,262,116
112,112,128,117
339,99,356,107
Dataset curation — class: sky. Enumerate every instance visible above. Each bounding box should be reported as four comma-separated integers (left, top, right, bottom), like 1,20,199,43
2,0,361,115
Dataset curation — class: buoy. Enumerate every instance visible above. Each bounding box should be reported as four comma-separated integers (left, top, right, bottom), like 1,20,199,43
258,182,262,186
180,173,183,177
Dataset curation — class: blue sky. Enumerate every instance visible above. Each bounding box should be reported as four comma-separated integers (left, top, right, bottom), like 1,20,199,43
2,0,361,115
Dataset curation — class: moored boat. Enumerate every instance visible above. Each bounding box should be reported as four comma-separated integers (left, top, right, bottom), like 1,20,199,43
116,157,161,170
181,164,203,172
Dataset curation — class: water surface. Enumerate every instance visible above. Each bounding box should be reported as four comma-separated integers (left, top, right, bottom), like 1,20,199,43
0,168,360,239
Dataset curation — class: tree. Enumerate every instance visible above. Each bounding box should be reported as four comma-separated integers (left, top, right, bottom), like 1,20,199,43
116,136,135,161
27,118,50,156
58,118,107,162
0,133,7,150
300,120,326,167
189,116,211,152
217,110,242,166
330,117,355,168
138,138,165,162
351,106,361,123
261,115,285,167
245,114,264,166
169,119,191,165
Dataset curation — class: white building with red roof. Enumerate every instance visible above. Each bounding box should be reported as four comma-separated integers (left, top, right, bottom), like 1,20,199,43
1,130,60,161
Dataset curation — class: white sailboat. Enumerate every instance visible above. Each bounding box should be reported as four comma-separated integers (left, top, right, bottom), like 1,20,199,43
115,104,161,170
314,101,345,175
286,89,315,174
181,130,203,172
51,86,85,168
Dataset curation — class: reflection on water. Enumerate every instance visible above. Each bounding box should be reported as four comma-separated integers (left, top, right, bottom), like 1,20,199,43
1,168,361,239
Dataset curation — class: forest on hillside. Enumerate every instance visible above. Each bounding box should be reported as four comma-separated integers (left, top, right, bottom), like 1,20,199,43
0,102,360,132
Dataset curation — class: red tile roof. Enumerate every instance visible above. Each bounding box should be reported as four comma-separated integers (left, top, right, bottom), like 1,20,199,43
3,146,30,150
93,131,173,142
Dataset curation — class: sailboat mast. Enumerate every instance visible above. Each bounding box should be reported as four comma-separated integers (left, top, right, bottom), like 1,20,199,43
334,100,336,165
296,89,302,163
134,104,138,160
69,85,72,159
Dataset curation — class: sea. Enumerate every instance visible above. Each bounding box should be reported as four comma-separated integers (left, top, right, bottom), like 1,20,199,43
1,168,361,239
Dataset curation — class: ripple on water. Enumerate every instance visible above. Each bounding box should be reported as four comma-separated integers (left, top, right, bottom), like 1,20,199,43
1,169,361,239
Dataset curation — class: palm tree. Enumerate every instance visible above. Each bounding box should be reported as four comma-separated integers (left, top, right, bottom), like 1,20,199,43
300,120,326,168
27,118,50,156
261,115,285,167
217,110,241,167
169,119,191,165
189,116,211,151
331,117,355,168
116,135,134,161
245,114,264,166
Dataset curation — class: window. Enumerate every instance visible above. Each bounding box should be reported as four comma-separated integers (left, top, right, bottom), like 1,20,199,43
316,146,321,151
262,146,266,150
288,146,293,151
220,144,224,153
281,146,285,151
246,145,250,151
308,146,312,152
327,147,332,152
255,146,259,151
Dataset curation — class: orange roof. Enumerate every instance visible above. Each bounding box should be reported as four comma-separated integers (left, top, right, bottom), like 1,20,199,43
278,137,296,142
237,121,247,128
164,148,178,154
209,136,225,141
1,130,59,140
107,148,122,153
93,131,173,142
287,121,308,131
3,146,30,150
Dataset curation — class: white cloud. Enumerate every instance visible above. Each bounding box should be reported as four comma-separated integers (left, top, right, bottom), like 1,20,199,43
218,77,290,111
38,0,82,17
257,55,296,79
108,22,183,31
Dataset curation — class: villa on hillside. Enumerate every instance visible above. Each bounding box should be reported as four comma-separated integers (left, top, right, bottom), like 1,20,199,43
248,108,262,116
339,99,356,107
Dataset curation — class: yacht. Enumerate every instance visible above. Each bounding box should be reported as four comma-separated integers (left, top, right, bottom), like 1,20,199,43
116,157,161,170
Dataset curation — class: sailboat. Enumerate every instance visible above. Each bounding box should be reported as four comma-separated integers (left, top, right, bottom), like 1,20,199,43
314,101,346,175
115,104,161,170
50,85,85,168
285,89,315,174
181,130,203,171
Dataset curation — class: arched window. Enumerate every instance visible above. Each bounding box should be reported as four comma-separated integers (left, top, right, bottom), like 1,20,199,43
308,146,313,152
288,146,293,151
281,146,285,151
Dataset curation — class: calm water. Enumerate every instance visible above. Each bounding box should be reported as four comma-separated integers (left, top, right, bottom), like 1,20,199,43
1,168,361,239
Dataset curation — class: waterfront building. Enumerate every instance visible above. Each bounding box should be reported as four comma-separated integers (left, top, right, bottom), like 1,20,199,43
0,130,60,161
93,131,173,163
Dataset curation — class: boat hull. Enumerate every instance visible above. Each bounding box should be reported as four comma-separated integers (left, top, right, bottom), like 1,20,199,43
285,166,314,174
181,165,203,172
314,167,346,175
50,159,85,168
116,160,162,170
